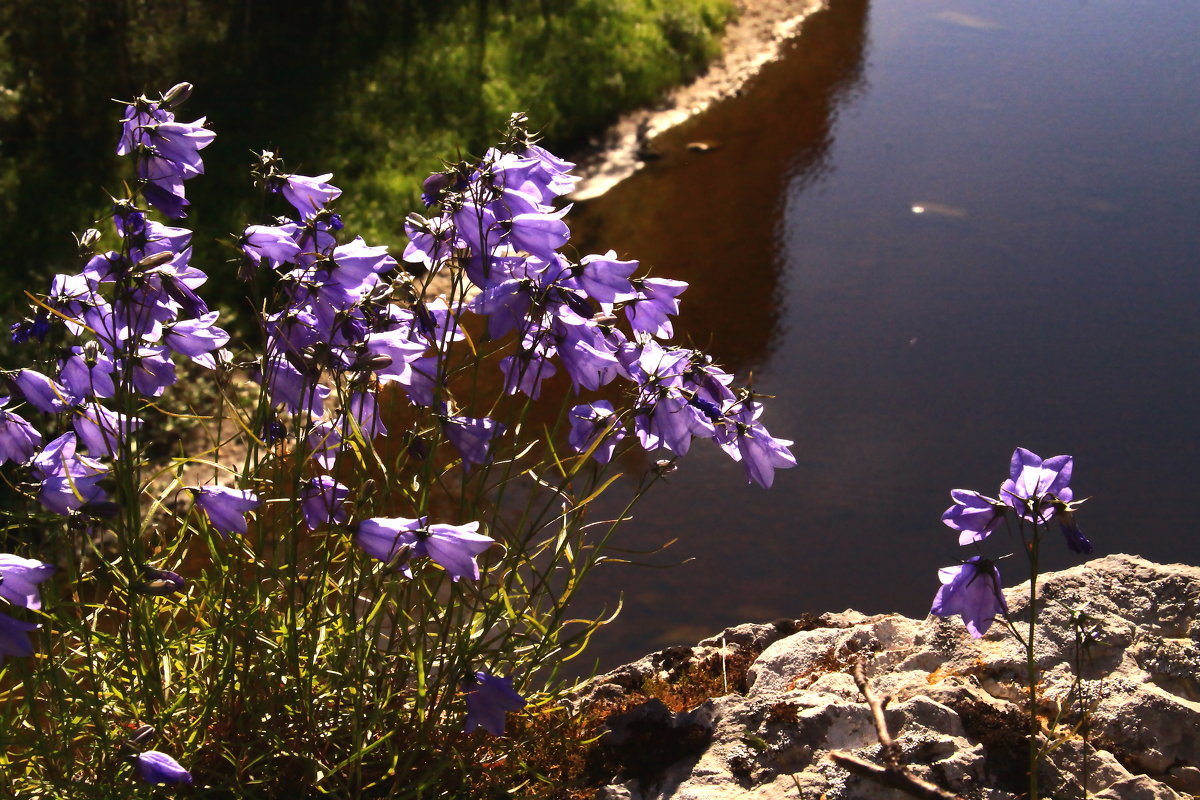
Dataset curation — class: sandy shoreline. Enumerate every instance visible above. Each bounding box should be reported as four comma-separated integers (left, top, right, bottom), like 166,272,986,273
570,0,827,201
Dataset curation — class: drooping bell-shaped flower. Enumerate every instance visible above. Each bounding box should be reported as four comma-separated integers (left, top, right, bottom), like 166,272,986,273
282,173,342,219
0,612,39,666
930,556,1008,638
354,517,494,581
568,401,626,464
0,554,55,610
31,432,108,515
463,671,527,736
302,476,349,531
0,402,42,465
189,486,261,538
941,489,1007,546
134,751,192,786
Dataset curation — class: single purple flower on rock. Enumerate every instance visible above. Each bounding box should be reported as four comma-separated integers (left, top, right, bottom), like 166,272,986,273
302,476,349,531
135,751,192,786
189,486,261,538
0,402,42,465
930,556,1008,638
0,611,39,666
463,671,526,736
0,554,55,610
941,489,1008,546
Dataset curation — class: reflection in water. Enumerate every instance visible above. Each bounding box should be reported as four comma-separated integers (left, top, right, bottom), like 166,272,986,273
567,0,871,671
572,0,870,371
570,0,1200,674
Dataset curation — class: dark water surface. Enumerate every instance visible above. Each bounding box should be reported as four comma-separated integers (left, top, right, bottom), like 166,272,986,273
568,0,1200,671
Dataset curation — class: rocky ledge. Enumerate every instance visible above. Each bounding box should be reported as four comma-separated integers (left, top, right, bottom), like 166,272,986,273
575,555,1200,799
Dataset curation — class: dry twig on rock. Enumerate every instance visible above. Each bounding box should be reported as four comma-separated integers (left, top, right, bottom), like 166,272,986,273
827,661,959,800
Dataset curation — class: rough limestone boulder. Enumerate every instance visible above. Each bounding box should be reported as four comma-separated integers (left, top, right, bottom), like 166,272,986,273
577,555,1200,799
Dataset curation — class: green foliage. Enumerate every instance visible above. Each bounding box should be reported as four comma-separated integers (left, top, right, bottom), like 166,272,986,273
0,0,734,314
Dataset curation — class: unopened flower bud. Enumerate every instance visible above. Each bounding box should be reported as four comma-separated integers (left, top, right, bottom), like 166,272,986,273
161,82,193,108
135,566,186,596
76,228,102,254
136,251,175,270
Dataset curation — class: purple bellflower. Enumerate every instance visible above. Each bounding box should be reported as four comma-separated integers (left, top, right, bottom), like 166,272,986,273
0,402,42,465
568,401,626,464
31,432,108,515
931,556,1008,638
941,489,1007,546
1000,447,1072,523
0,612,39,666
302,476,349,531
355,517,495,581
463,671,527,736
282,173,342,219
0,554,55,610
135,751,193,786
189,486,261,538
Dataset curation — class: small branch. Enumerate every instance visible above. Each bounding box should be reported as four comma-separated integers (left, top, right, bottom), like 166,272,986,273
828,661,960,800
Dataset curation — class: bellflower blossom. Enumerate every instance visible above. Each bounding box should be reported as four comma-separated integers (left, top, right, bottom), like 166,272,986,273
134,751,193,786
31,433,108,515
0,554,55,610
941,489,1007,546
931,556,1008,638
189,486,261,538
0,612,39,666
354,517,495,581
568,401,626,464
1000,447,1072,523
282,173,342,219
0,402,42,465
302,476,349,531
463,671,526,736
999,447,1091,553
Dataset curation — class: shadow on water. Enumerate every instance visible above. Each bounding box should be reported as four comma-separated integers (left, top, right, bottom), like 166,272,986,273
566,0,872,673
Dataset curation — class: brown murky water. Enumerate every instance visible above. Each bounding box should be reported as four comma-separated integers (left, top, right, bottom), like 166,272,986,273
568,0,1200,671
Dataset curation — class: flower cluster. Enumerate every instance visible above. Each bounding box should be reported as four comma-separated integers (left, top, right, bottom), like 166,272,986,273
1,88,797,790
932,447,1090,637
399,116,796,487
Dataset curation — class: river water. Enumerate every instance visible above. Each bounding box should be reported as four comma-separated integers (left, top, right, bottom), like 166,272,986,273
568,0,1200,671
